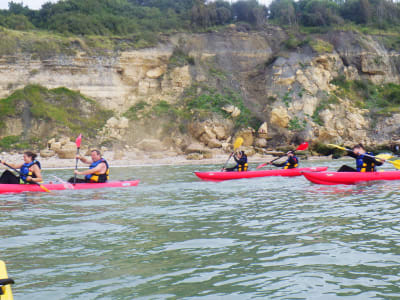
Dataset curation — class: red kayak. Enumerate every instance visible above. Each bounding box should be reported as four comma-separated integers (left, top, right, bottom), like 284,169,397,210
302,171,400,185
0,180,140,194
194,167,328,181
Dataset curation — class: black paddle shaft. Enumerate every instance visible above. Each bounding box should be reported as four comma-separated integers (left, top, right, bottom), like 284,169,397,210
73,147,80,184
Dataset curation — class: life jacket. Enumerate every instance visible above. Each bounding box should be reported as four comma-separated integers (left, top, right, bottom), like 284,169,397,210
20,160,41,184
283,156,299,169
237,155,248,172
85,158,109,183
356,153,376,172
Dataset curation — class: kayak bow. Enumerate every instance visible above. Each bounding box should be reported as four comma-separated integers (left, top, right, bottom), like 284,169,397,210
0,180,140,194
302,171,400,185
195,167,327,181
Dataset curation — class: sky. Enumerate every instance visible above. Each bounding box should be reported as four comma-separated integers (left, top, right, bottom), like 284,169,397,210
1,0,272,11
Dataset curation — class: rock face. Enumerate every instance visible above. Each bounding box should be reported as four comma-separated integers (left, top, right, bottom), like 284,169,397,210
1,28,400,150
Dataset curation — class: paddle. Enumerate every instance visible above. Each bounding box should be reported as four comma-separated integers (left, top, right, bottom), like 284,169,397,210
0,160,50,193
222,137,244,170
73,134,82,184
256,142,309,169
327,144,400,169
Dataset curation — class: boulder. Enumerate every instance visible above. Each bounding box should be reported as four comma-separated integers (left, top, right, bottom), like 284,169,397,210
59,137,70,146
186,153,203,160
222,105,241,117
207,138,222,149
270,106,289,128
137,139,165,152
146,67,166,79
257,122,268,138
113,150,125,160
50,141,62,152
40,149,55,158
254,138,267,148
185,143,208,154
56,141,76,159
203,152,213,159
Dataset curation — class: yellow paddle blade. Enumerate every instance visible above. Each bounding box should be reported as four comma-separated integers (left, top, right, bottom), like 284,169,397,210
327,144,347,151
234,137,244,150
387,160,400,170
39,184,51,193
376,154,393,160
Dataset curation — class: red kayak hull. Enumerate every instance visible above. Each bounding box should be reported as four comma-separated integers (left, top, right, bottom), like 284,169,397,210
0,180,140,194
194,167,328,181
303,171,400,185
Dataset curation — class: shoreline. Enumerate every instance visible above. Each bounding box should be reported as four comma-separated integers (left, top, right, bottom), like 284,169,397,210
0,151,337,170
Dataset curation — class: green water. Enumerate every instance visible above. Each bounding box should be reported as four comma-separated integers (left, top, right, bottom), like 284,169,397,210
1,160,400,299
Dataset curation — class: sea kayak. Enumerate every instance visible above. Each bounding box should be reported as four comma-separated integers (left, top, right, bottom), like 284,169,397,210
0,180,140,194
302,171,400,185
194,167,328,181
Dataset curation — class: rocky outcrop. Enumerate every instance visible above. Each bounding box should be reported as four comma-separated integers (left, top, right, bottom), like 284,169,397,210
1,27,400,152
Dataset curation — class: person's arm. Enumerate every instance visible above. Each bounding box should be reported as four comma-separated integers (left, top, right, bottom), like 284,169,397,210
76,155,91,165
74,162,106,176
27,165,42,183
271,161,286,167
0,161,23,169
346,151,357,158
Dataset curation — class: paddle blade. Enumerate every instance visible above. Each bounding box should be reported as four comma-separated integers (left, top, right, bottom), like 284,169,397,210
388,160,400,170
39,184,51,193
327,144,347,151
296,142,309,151
376,154,393,160
234,137,244,150
75,134,82,148
256,163,267,169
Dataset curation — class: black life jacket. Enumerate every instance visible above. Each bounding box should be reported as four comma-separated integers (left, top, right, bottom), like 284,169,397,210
283,156,299,169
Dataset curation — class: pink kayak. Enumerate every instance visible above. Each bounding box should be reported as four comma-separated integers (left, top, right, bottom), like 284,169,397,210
0,180,140,194
303,171,400,185
194,167,328,181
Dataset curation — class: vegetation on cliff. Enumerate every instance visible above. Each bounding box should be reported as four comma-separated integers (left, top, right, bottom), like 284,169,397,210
0,85,113,150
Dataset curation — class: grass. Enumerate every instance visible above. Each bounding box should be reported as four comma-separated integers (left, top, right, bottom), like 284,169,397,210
123,84,261,132
309,39,334,53
330,76,400,113
312,94,340,126
0,27,159,59
0,84,113,138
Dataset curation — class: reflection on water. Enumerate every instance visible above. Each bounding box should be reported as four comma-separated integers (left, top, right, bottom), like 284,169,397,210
1,161,400,299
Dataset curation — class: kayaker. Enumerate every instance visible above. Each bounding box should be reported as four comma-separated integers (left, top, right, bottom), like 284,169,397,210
68,149,109,183
224,151,248,172
0,151,43,184
338,143,383,172
269,151,299,169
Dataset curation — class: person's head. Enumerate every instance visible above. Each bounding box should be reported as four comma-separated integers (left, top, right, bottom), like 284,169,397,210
236,150,245,158
23,151,37,163
287,150,294,157
353,144,366,155
90,149,102,162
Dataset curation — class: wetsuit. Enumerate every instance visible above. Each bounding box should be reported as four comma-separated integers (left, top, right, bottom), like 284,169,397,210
226,155,248,172
338,151,382,172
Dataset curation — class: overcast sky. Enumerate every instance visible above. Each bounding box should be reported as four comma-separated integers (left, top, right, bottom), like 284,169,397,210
1,0,272,10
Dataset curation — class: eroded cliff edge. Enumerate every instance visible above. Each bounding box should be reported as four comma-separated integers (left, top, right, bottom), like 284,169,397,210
1,25,399,156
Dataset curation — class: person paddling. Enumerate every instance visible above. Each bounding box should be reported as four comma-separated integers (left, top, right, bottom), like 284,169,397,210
268,151,299,169
223,151,248,172
0,151,43,184
338,143,383,172
68,149,109,183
